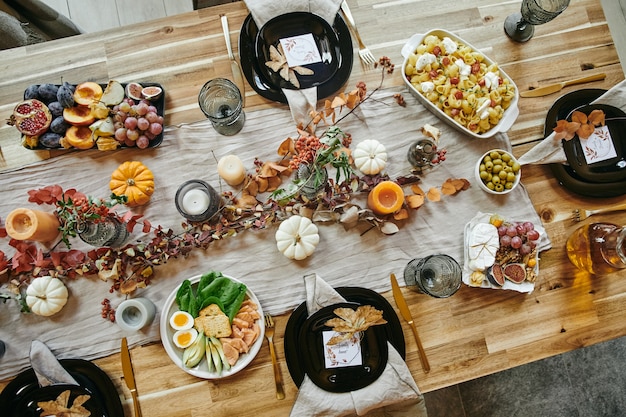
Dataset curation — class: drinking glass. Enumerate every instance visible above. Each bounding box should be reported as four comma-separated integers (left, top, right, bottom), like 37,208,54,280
77,216,129,248
198,78,245,135
504,0,570,43
403,254,462,298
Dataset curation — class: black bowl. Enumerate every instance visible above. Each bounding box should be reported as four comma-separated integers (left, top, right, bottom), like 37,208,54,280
239,12,353,103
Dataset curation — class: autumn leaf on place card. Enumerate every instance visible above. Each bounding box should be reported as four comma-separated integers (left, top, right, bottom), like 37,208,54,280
553,119,580,141
588,109,605,126
571,111,588,125
577,122,596,139
38,389,91,417
325,305,387,345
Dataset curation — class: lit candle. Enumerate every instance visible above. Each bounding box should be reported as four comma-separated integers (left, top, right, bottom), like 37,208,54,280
217,155,246,186
175,179,221,222
367,181,405,215
5,208,60,242
182,189,210,215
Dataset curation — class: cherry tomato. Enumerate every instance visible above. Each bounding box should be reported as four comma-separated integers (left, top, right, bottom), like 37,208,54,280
454,90,463,100
433,46,442,56
450,76,459,85
471,62,481,74
429,70,438,79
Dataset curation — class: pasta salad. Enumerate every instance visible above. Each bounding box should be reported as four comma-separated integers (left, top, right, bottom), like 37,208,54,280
404,34,516,135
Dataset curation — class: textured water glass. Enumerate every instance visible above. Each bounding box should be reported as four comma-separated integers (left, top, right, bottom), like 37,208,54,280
77,217,129,248
404,254,462,298
198,78,245,135
504,0,570,42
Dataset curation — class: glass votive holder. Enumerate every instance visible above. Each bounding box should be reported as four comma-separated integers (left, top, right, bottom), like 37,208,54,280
198,78,245,136
407,138,438,168
77,216,129,248
175,179,221,223
404,254,462,298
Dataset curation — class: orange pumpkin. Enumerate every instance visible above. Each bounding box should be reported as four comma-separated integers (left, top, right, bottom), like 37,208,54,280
110,161,154,206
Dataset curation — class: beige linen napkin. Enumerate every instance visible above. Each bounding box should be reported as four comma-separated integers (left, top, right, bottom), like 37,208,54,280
30,340,79,386
244,0,343,124
289,274,428,417
518,80,626,165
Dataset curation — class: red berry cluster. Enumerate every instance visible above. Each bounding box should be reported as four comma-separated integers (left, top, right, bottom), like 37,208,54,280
101,298,116,322
289,135,322,170
376,56,395,73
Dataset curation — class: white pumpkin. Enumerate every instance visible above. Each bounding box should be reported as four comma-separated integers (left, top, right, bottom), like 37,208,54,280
25,276,68,316
353,139,387,175
275,215,320,260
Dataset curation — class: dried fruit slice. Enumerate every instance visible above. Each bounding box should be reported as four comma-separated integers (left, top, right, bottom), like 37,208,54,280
503,263,526,284
141,85,162,100
10,99,52,136
125,82,143,101
100,80,125,106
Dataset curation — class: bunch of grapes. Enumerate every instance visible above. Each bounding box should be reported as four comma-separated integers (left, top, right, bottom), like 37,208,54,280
112,98,164,149
496,221,540,256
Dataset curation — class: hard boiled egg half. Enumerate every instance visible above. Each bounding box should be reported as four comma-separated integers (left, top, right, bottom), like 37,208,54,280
172,328,198,349
169,310,194,331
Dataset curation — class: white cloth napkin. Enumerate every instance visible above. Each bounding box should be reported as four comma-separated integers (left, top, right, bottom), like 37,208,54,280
518,80,626,165
30,340,78,387
289,274,428,417
244,0,343,124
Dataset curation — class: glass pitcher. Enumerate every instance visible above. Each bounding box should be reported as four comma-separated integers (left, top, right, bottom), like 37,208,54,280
566,223,626,275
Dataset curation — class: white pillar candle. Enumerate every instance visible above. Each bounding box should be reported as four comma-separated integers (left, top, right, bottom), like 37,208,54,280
181,189,210,215
217,154,246,186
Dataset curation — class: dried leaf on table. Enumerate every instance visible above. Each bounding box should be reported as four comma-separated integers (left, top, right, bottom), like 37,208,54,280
427,187,441,201
406,194,425,209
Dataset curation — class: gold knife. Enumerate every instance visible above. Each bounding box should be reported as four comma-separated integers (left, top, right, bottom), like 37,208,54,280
121,337,142,417
390,273,430,373
221,14,246,107
519,73,606,98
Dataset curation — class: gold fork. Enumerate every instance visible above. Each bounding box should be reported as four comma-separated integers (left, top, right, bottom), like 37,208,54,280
572,202,626,222
340,1,376,66
264,313,285,400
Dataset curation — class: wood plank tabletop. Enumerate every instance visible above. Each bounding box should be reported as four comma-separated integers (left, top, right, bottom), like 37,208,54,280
1,1,626,416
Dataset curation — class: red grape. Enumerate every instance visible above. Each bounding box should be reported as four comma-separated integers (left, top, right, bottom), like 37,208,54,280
510,236,522,249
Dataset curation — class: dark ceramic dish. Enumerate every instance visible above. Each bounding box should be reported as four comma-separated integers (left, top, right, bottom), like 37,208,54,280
284,287,405,392
0,359,123,417
546,89,626,197
239,12,353,103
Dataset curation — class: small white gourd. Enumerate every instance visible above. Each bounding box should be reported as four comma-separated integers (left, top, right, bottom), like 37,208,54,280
353,139,387,175
26,276,68,316
275,215,320,260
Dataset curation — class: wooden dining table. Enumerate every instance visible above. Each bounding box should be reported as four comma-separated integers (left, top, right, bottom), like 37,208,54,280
1,0,626,416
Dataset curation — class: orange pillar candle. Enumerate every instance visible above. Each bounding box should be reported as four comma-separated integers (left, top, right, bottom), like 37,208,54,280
5,208,60,242
367,181,405,215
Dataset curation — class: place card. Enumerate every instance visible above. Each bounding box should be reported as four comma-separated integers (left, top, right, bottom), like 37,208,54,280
580,125,617,164
322,331,363,368
279,34,322,68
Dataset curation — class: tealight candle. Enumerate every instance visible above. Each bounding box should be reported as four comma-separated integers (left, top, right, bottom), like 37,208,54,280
175,179,221,222
5,208,60,242
217,155,246,186
182,189,210,215
367,181,405,215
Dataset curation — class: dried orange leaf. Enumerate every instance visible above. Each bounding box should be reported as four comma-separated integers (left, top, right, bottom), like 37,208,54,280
346,93,360,109
266,175,282,192
245,178,259,196
331,95,346,108
410,184,425,196
588,109,605,126
441,181,457,195
393,208,409,220
405,194,425,209
427,187,441,201
571,111,588,125
277,137,295,156
577,122,595,139
257,177,269,193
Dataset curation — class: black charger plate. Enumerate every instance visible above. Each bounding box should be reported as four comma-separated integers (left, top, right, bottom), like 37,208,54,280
0,359,123,417
546,89,626,197
239,12,353,103
284,287,405,392
298,302,388,392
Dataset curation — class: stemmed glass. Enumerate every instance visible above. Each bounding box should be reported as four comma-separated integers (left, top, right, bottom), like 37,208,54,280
504,0,570,42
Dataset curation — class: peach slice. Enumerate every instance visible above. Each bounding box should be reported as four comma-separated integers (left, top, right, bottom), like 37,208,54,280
63,105,96,126
73,82,103,106
65,125,95,149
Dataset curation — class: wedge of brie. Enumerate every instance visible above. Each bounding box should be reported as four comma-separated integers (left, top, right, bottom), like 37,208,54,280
468,222,499,271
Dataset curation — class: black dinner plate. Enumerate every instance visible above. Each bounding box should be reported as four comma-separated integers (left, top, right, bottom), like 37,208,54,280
11,384,107,417
239,12,353,103
561,103,626,183
284,287,405,391
298,302,389,392
546,89,626,197
256,12,341,90
0,359,123,417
